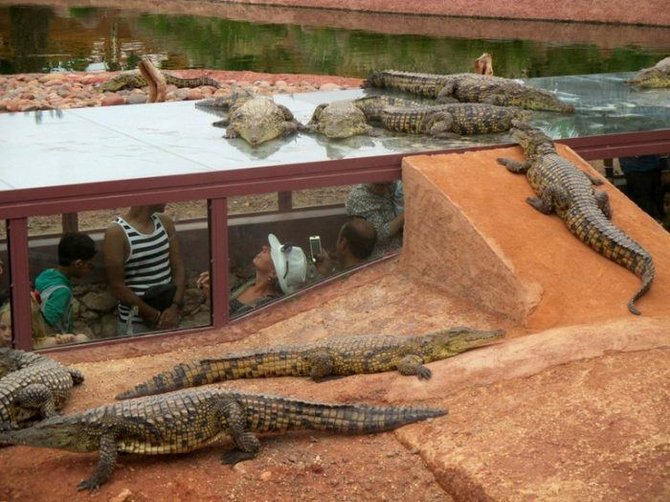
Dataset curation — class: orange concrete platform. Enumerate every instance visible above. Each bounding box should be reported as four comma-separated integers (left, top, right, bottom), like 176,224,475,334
400,145,670,330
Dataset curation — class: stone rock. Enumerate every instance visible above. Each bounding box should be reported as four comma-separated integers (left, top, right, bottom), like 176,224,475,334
126,94,148,105
102,95,125,106
81,290,118,312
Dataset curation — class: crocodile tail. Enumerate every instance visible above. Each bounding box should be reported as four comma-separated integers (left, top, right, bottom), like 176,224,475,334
238,393,447,433
115,360,208,399
628,254,655,315
116,350,305,399
568,207,655,315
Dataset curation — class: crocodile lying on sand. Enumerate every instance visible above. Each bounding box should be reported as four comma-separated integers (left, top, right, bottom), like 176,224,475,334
497,121,655,315
100,70,221,92
627,57,670,88
380,103,527,137
116,327,503,399
0,348,84,430
363,70,575,113
218,95,302,146
0,389,447,490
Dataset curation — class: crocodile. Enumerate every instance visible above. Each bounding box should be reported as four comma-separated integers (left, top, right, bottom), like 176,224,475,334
304,99,376,138
0,348,84,430
380,103,527,137
0,388,447,490
627,57,670,88
363,70,575,113
100,70,221,92
220,95,302,146
195,86,257,117
116,326,503,399
496,121,655,315
304,96,431,139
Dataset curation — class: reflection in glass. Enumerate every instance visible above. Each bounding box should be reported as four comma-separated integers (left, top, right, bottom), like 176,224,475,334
24,202,211,347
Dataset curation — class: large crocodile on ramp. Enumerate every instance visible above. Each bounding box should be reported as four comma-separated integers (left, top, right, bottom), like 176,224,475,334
627,57,670,88
496,121,655,315
363,70,575,113
0,388,447,490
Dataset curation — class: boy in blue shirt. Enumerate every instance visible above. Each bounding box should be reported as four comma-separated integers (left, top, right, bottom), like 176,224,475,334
34,232,97,334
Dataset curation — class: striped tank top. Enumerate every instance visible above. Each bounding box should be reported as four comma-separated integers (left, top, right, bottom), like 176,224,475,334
115,214,172,323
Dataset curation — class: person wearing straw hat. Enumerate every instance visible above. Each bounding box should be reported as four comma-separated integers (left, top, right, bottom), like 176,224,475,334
197,233,307,316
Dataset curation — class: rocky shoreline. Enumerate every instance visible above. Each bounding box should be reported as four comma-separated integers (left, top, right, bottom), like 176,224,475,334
0,69,364,113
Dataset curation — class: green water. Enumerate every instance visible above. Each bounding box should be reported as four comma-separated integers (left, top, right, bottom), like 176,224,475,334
0,4,668,77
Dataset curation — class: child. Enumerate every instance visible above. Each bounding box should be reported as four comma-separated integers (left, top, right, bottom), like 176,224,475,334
34,232,96,334
0,303,11,347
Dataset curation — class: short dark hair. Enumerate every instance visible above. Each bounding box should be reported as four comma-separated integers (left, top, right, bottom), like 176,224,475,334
58,232,97,266
340,216,377,260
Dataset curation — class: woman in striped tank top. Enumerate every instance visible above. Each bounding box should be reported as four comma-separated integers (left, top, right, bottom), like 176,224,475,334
103,204,186,336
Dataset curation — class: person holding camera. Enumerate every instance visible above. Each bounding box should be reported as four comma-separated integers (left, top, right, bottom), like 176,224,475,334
313,216,377,277
104,204,186,336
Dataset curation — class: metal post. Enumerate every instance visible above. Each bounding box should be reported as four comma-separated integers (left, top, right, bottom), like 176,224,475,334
209,198,229,329
7,217,32,350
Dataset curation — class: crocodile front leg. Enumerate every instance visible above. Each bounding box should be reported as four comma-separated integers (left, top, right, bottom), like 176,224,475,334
497,157,531,174
218,397,261,465
595,190,612,219
397,355,432,380
78,433,118,491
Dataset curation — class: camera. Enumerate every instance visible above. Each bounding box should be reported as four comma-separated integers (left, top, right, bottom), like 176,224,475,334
309,235,322,263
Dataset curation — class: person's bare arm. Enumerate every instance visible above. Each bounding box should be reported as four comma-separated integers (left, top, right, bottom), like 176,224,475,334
157,214,186,328
388,211,405,237
103,223,161,324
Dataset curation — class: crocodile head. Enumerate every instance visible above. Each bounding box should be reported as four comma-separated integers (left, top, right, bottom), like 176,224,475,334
423,326,504,357
510,121,556,158
512,89,575,113
628,67,670,89
307,101,371,139
0,348,24,377
0,415,98,452
229,96,296,146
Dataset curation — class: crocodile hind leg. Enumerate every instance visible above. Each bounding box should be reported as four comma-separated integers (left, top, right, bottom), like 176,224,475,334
397,355,432,380
426,112,459,139
595,190,612,219
14,383,57,419
527,184,567,215
218,397,262,465
307,351,335,380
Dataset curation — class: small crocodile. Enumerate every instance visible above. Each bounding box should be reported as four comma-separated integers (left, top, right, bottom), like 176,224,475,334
116,327,503,399
100,70,221,92
627,57,670,88
0,388,447,490
496,121,655,315
195,86,257,117
363,70,574,113
220,95,301,146
380,103,527,137
0,348,84,430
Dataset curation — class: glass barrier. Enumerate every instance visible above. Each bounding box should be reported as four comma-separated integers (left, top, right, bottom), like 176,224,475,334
0,223,9,348
226,181,402,318
26,202,210,348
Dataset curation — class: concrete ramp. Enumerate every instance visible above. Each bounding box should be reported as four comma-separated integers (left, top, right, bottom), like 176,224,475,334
400,145,670,330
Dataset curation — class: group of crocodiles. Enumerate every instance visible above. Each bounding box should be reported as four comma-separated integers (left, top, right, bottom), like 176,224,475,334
0,327,504,490
0,62,660,489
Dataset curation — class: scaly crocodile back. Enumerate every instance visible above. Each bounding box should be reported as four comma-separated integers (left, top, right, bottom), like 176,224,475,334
362,70,453,98
381,103,525,135
0,349,83,427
